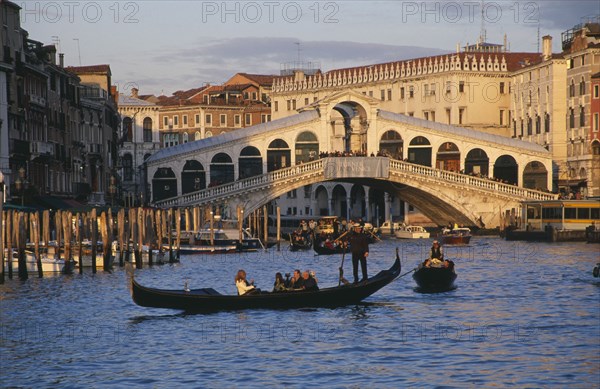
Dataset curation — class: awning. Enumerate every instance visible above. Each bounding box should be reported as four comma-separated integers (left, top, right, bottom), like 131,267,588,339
556,179,587,187
33,196,85,210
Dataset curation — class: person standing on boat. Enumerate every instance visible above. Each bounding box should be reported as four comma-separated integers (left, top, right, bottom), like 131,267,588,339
348,223,369,283
235,269,258,295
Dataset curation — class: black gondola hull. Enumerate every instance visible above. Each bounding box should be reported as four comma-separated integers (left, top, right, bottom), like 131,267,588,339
413,266,457,292
130,257,401,312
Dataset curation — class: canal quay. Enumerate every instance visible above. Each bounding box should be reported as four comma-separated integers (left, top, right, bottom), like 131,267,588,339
1,236,599,388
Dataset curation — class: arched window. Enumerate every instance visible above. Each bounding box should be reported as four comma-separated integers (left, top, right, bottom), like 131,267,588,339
122,117,133,142
143,117,153,142
182,132,189,143
195,131,201,141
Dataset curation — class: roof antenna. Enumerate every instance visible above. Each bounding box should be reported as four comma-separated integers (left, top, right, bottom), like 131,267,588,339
295,41,302,62
479,0,486,44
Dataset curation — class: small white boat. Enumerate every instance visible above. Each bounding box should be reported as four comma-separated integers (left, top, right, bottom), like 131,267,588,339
379,221,402,235
394,225,430,239
4,250,75,274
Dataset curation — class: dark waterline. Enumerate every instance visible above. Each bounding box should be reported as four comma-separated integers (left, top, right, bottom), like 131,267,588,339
1,237,599,388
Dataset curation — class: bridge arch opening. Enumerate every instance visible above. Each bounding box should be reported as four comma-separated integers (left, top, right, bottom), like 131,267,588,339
465,148,489,176
523,161,548,190
181,160,206,194
408,136,432,167
379,130,403,159
350,184,366,219
152,167,177,202
295,131,319,163
493,155,518,185
436,142,460,172
332,184,348,219
332,101,369,153
210,153,234,186
314,185,329,216
239,146,263,179
267,139,291,171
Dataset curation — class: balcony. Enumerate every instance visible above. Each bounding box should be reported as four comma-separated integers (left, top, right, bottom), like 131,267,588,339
87,143,103,155
28,95,46,107
30,141,55,156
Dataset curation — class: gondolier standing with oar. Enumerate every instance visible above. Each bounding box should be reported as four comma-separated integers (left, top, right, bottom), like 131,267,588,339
348,223,369,284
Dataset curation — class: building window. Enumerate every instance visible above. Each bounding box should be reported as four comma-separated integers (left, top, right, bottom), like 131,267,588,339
252,92,257,100
580,106,585,127
513,119,517,137
535,114,541,134
235,115,241,126
195,131,201,140
594,84,599,99
220,114,227,126
206,114,212,124
500,82,505,94
569,108,575,129
182,132,189,143
274,101,279,112
387,89,392,100
173,115,179,126
430,83,436,96
305,97,309,106
570,80,575,97
245,114,251,125
292,100,296,110
446,108,451,124
143,117,153,142
580,79,586,95
163,116,168,127
183,115,188,125
195,114,200,124
380,89,385,100
205,131,213,137
545,113,550,133
459,81,465,93
400,87,405,99
286,100,291,110
458,108,464,125
594,113,599,132
424,112,429,121
409,86,414,98
123,154,133,181
499,110,504,126
261,114,271,123
527,116,532,135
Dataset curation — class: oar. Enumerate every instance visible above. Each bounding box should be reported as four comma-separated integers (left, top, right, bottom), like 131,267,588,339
338,245,346,286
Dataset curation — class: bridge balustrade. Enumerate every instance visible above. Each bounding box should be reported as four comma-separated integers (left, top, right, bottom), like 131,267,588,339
154,157,556,208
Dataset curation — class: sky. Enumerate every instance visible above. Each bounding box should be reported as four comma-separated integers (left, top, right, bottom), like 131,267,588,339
19,0,600,96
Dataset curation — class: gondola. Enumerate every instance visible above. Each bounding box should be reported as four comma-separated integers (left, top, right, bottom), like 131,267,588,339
288,233,312,252
413,260,457,292
313,242,346,255
129,254,401,313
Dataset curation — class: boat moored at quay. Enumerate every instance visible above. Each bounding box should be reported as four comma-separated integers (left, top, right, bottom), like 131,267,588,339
504,200,600,242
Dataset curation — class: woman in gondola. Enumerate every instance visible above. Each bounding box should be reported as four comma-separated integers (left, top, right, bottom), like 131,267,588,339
235,269,260,295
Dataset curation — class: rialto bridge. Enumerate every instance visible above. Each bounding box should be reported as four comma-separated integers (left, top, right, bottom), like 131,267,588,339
145,90,556,228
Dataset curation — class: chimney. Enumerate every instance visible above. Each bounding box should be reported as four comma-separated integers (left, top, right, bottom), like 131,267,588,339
542,35,552,60
59,53,64,68
131,87,139,98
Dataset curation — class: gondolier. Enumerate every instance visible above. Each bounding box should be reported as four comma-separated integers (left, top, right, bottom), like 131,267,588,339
348,223,369,283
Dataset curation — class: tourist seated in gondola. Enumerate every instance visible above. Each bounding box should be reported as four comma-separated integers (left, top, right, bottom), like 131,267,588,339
289,269,305,289
235,269,260,295
273,272,287,292
302,270,319,291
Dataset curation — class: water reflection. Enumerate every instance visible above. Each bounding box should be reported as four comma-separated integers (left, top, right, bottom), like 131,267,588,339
1,238,598,388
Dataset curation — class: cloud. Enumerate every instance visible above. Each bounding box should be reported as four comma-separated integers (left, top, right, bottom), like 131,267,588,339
137,37,449,95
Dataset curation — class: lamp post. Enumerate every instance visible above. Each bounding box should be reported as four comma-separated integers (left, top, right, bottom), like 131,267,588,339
15,166,27,206
108,176,117,207
0,171,5,283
